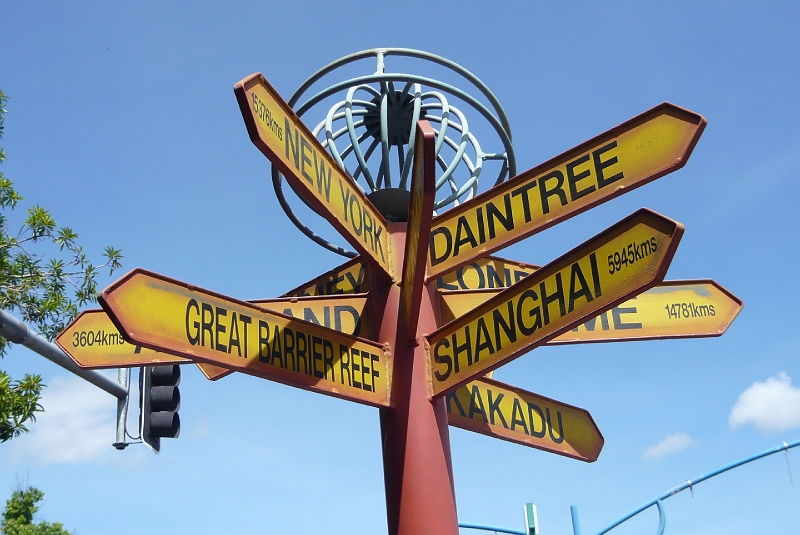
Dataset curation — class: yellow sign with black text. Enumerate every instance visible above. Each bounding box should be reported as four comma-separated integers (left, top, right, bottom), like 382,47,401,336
426,209,683,397
446,377,603,462
439,280,742,343
282,258,368,297
427,103,705,278
56,309,188,369
235,74,393,279
100,270,392,408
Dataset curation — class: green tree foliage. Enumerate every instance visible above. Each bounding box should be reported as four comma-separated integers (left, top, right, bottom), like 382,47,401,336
1,486,72,535
0,89,123,441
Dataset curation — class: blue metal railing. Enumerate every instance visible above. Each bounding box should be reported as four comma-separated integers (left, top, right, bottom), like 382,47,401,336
458,438,798,535
571,438,800,535
458,521,525,535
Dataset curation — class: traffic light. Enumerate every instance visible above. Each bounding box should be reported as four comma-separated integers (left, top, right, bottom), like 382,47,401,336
140,365,181,452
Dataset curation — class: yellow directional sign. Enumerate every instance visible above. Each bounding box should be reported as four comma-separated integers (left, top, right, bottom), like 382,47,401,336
427,103,705,279
252,294,368,337
426,208,683,397
281,258,368,297
235,74,394,279
446,377,603,462
439,280,742,343
56,309,188,369
434,256,538,291
100,269,392,408
198,294,368,380
280,254,537,298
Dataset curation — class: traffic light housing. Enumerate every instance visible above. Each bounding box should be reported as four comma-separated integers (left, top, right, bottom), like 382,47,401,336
140,365,181,452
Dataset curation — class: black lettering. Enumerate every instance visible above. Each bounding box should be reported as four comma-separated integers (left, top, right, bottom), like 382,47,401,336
430,228,453,266
283,327,296,371
312,336,323,378
451,327,473,373
468,386,488,422
271,325,283,367
511,181,538,223
296,331,309,374
568,262,594,313
240,315,251,357
546,408,565,444
258,320,270,362
201,303,214,347
474,318,494,362
510,398,529,434
323,339,335,381
370,353,380,390
540,273,566,325
487,390,508,428
313,152,332,200
334,305,361,336
344,266,366,293
457,263,485,290
300,136,314,185
339,345,351,386
186,299,200,345
528,403,546,438
517,290,542,336
612,304,642,330
453,216,478,257
361,350,371,392
538,170,567,215
492,302,517,349
589,252,602,298
351,347,361,388
593,141,623,188
446,391,467,417
566,153,595,201
215,307,228,353
475,207,486,244
285,119,299,169
486,264,505,289
486,194,514,238
228,312,242,356
433,339,453,381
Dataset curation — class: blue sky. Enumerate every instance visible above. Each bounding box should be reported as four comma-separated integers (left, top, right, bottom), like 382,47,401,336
1,2,799,534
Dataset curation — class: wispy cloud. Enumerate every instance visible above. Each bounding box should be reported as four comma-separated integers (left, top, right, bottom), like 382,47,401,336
643,433,696,460
729,372,800,434
7,375,117,464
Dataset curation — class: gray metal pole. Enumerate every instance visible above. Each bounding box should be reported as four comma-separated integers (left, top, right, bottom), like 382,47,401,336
0,309,128,399
113,367,131,449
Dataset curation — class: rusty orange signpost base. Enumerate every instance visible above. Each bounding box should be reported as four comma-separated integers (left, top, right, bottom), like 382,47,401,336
373,224,459,535
58,70,744,535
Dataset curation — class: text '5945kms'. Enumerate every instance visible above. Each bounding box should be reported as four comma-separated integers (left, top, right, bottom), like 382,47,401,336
426,208,684,397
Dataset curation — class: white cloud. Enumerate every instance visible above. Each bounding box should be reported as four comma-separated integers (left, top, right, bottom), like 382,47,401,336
8,375,118,464
729,372,800,434
643,433,696,460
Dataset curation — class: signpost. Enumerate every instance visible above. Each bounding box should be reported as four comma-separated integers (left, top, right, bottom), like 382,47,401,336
427,103,705,279
57,61,736,535
446,376,603,462
99,269,392,408
439,280,743,343
235,74,394,279
426,208,684,397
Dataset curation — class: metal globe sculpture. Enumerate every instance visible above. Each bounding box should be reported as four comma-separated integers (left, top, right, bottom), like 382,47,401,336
272,48,516,257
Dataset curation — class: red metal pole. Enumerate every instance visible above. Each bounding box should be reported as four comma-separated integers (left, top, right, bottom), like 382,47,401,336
371,223,459,535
